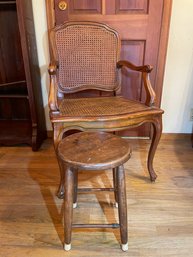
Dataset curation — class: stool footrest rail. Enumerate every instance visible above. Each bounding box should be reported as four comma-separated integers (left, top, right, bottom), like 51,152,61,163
72,223,120,229
78,188,115,192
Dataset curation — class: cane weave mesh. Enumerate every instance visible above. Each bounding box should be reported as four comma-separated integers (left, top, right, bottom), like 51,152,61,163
59,97,151,117
54,23,120,93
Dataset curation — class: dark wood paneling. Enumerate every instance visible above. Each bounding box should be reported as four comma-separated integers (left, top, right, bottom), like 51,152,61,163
0,120,32,145
0,0,46,150
0,3,25,84
0,97,30,120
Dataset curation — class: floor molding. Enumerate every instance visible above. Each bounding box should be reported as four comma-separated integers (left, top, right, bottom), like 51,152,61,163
47,131,192,140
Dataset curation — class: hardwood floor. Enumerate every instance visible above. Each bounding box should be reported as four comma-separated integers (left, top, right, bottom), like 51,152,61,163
0,135,193,257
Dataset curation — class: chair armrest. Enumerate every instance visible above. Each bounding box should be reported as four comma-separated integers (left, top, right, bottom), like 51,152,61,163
48,62,59,111
117,60,155,106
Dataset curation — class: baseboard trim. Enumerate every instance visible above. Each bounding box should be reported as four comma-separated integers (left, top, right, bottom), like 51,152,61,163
161,133,192,140
47,131,192,140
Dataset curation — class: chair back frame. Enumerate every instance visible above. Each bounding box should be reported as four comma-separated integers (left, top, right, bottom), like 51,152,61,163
50,21,121,94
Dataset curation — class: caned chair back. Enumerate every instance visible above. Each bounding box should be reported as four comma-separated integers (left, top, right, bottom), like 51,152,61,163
50,21,121,94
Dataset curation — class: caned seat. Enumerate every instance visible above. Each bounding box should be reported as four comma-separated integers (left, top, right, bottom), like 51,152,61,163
57,132,131,251
58,97,159,117
48,21,163,198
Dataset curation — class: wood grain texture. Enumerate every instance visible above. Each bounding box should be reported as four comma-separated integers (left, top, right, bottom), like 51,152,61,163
58,132,131,170
0,135,193,256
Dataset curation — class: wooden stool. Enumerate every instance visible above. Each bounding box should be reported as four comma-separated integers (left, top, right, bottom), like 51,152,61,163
57,132,131,251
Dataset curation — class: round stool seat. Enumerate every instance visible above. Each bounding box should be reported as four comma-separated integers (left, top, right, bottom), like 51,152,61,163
58,132,131,170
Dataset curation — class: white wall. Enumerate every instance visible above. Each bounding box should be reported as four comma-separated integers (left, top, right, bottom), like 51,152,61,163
161,0,193,133
32,0,51,130
32,0,193,133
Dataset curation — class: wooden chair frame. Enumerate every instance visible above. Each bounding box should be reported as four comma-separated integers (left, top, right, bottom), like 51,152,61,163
48,21,163,198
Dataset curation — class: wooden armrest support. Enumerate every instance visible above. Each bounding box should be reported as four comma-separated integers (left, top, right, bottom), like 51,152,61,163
117,60,155,106
48,62,59,111
117,60,153,73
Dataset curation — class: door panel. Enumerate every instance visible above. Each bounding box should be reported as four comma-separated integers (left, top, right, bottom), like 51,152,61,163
120,40,144,100
115,0,149,13
69,0,102,14
46,0,172,137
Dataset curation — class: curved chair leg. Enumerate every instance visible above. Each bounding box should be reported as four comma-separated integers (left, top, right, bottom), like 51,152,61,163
116,165,128,251
53,123,65,199
148,115,162,181
56,153,78,201
56,157,65,199
64,166,74,251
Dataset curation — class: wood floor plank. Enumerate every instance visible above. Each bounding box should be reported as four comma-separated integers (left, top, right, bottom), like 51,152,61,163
0,136,193,256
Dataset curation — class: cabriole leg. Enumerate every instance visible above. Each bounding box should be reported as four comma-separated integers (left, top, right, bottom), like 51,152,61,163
53,123,65,198
56,158,65,199
148,115,162,181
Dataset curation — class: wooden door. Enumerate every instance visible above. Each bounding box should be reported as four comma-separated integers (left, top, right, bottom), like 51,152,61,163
46,0,172,137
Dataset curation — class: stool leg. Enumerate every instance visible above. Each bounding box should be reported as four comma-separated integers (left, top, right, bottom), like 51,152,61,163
73,168,78,208
57,157,65,199
116,165,128,251
64,167,74,251
113,168,118,208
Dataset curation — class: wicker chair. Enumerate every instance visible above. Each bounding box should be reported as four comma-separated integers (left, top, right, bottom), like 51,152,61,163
48,21,164,198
